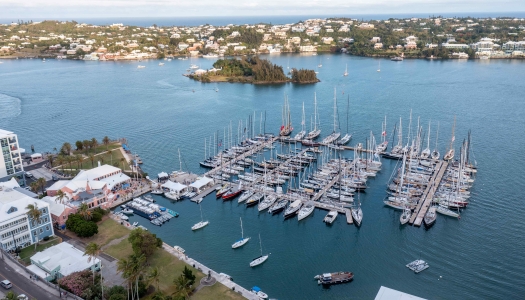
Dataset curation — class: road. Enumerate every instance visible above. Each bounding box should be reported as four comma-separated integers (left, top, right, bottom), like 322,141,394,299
0,258,58,300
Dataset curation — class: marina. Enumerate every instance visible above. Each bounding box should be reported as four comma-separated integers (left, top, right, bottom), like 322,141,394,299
2,55,522,300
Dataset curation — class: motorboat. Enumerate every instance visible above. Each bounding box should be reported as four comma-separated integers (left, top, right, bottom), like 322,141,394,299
400,208,411,225
173,245,185,253
323,211,338,224
297,202,315,221
121,209,134,215
251,286,268,299
315,272,354,285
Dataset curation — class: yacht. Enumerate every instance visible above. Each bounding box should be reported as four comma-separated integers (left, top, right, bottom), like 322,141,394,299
158,62,164,66
190,64,199,69
351,203,363,226
250,234,270,267
284,200,302,218
323,211,338,224
298,202,315,221
238,190,254,203
400,208,411,225
423,207,437,228
251,287,268,299
268,199,288,214
258,195,277,212
173,246,185,253
191,204,209,230
137,65,145,68
232,217,250,249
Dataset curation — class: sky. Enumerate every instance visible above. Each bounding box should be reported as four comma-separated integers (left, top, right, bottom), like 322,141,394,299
1,0,524,19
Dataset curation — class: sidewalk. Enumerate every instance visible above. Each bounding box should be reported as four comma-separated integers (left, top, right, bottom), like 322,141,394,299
162,244,258,300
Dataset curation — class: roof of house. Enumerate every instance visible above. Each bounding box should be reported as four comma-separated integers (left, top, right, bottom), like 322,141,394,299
74,164,122,181
40,196,69,216
47,180,69,191
0,183,49,222
30,242,100,277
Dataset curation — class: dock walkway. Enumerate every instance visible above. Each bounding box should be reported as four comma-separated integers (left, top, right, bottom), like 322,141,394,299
345,208,354,224
410,161,448,226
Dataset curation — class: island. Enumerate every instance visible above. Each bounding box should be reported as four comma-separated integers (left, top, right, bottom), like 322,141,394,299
187,57,320,84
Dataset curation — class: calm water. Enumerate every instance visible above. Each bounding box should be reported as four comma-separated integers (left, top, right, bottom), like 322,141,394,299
1,55,524,299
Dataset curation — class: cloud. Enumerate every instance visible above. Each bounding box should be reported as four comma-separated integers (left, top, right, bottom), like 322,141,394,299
1,0,523,18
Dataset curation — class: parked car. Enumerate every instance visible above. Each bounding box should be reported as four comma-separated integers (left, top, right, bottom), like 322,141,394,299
25,172,33,178
0,279,12,289
18,294,28,300
52,175,58,181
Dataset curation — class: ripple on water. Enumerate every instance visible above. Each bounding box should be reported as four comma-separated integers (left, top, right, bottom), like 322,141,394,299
0,93,21,120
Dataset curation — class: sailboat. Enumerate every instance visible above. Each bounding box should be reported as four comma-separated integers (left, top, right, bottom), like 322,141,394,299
431,122,440,160
317,56,322,68
400,206,411,225
191,203,209,230
336,95,351,145
305,93,321,139
249,234,270,267
343,64,348,76
322,88,341,144
420,121,431,159
424,206,437,228
444,117,456,161
352,193,363,226
293,102,306,140
377,60,381,72
279,95,293,136
232,217,250,248
376,116,388,152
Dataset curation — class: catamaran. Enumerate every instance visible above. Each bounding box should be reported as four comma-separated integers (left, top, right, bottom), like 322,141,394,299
305,93,321,140
232,217,250,248
279,95,293,136
250,234,270,267
191,203,209,230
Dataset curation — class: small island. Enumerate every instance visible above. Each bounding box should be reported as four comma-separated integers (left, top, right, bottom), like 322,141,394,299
187,57,319,84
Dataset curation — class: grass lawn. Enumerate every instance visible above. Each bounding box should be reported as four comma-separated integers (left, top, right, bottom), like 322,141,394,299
53,142,128,171
82,218,130,247
104,238,134,259
18,237,61,265
191,283,246,300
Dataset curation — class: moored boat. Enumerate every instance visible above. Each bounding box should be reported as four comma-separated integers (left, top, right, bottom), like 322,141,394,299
315,272,354,285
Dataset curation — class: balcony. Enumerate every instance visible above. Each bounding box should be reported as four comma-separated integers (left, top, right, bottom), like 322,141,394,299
10,145,17,151
8,137,17,144
11,152,19,158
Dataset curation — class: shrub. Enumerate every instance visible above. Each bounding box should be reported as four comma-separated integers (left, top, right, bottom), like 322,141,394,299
58,270,96,296
91,210,103,223
43,236,50,241
66,214,98,238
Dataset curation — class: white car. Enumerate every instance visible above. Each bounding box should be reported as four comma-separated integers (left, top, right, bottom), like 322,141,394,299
25,172,33,178
18,295,29,300
0,279,12,289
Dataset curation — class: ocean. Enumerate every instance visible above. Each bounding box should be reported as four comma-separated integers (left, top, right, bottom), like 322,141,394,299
0,54,524,299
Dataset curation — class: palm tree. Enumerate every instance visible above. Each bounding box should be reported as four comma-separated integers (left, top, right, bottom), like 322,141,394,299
148,267,161,293
91,138,99,154
29,182,39,193
103,136,110,150
37,177,46,194
78,203,92,220
84,242,102,285
61,142,72,156
57,156,65,172
83,140,90,154
55,189,69,204
173,274,192,299
75,154,84,169
120,157,127,170
66,156,74,171
89,154,96,168
26,203,42,250
47,154,54,168
118,253,146,300
117,258,132,300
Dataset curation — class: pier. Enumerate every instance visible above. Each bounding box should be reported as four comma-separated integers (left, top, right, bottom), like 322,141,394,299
410,161,449,226
345,208,354,224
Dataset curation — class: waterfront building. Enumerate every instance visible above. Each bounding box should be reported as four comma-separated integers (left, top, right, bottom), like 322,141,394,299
441,43,470,49
502,41,525,53
28,242,100,281
470,37,499,52
0,179,54,251
374,43,384,49
0,129,24,182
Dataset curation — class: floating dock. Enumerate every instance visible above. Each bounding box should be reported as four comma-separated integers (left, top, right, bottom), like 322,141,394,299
410,161,448,226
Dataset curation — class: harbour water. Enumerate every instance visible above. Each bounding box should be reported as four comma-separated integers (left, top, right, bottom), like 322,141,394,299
1,55,524,299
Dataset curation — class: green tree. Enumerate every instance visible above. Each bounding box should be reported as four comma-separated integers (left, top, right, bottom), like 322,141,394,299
91,138,99,153
120,157,127,170
88,154,96,168
103,136,110,150
148,266,161,292
2,291,19,300
84,242,102,285
56,189,69,204
47,154,54,167
173,274,192,299
76,140,84,151
61,142,72,155
37,177,46,194
25,202,43,250
75,154,84,169
182,266,196,286
82,140,90,154
29,181,39,193
128,228,162,259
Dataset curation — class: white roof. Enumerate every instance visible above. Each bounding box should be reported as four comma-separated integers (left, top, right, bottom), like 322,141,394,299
161,181,187,192
97,172,130,190
0,177,20,189
27,264,48,278
30,242,100,277
40,196,69,216
74,164,122,181
31,153,43,158
189,177,213,189
64,179,106,194
158,172,169,178
0,186,49,223
47,180,69,191
375,286,426,300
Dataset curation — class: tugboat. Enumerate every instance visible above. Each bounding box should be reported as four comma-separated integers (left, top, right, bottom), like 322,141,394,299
314,272,354,285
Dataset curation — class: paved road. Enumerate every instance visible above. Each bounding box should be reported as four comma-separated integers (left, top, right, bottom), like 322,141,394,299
0,258,58,300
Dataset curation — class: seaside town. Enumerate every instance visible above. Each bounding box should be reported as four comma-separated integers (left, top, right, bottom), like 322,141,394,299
0,16,524,61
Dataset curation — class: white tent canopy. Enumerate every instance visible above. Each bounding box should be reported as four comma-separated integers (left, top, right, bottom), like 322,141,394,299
162,181,187,193
158,172,169,178
189,177,214,192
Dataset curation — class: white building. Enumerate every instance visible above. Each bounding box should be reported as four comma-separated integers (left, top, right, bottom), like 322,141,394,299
0,129,24,180
0,179,54,251
29,242,100,281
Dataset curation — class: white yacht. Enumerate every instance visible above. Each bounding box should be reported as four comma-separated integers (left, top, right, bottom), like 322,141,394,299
297,202,315,221
173,245,185,253
258,195,277,212
190,64,199,69
351,203,363,226
323,211,338,224
238,190,254,203
191,204,209,230
137,65,145,69
232,217,250,249
250,234,270,267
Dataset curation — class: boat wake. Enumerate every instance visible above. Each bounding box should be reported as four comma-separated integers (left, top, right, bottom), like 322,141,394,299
0,93,22,120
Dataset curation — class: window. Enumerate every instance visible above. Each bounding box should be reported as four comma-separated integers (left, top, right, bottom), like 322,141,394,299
46,226,49,231
39,228,43,233
33,231,37,236
45,217,48,223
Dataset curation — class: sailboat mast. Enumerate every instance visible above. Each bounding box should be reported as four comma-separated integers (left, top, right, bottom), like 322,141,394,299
178,148,182,171
302,102,305,132
435,122,439,150
240,217,244,238
333,87,337,133
427,121,431,149
449,116,456,151
314,93,318,131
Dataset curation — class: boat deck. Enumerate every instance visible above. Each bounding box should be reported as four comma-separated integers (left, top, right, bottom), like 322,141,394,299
410,161,449,226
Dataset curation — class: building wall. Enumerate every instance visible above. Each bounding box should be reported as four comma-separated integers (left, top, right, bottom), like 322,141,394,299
28,207,54,243
0,131,24,179
0,215,32,250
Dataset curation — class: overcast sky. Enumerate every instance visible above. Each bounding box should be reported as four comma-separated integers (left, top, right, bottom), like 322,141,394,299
2,0,524,19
